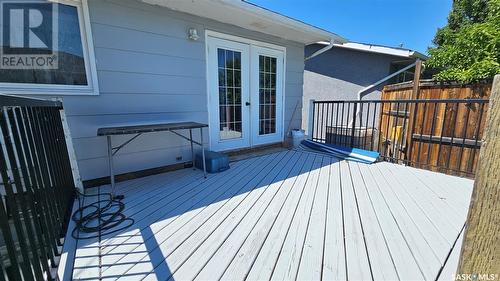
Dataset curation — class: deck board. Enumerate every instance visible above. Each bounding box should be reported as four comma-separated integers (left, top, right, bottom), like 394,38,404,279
218,152,308,280
349,161,399,280
438,228,465,281
244,153,316,280
295,156,330,280
375,163,451,264
380,162,463,234
340,160,372,280
101,158,249,252
202,152,312,280
103,153,279,279
357,162,426,280
167,151,300,280
370,163,441,280
322,160,347,281
66,150,473,281
269,154,324,281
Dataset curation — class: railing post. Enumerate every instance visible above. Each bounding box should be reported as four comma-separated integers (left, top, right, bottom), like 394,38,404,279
351,103,357,147
308,99,315,140
457,75,500,275
406,59,422,164
412,59,422,97
60,109,83,193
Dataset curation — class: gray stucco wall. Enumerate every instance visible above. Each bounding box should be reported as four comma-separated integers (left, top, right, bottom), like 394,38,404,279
302,44,404,132
26,0,305,181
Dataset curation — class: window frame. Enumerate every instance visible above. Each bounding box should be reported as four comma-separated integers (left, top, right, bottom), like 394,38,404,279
0,0,99,95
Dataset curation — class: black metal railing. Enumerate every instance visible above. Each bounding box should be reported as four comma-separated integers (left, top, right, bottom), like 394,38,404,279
0,95,75,280
310,99,489,177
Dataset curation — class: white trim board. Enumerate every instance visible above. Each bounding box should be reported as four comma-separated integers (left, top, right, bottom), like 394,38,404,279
205,30,287,52
141,0,346,44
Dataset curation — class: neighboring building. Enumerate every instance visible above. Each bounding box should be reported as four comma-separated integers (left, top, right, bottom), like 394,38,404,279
302,42,427,132
0,0,345,183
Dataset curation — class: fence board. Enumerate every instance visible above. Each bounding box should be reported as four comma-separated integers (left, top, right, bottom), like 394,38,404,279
381,81,491,176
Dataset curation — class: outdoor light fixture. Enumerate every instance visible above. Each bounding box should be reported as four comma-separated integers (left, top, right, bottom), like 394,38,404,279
188,28,199,41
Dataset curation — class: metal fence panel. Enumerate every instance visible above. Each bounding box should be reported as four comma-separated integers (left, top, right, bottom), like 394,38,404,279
310,99,489,177
0,96,74,281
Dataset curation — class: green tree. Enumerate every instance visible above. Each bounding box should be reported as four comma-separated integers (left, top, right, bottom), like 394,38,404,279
426,0,500,82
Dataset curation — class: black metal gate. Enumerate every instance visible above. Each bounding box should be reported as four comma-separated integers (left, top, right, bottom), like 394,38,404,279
0,95,75,280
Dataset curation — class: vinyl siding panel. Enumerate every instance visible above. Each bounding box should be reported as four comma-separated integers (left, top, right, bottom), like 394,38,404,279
63,94,206,117
96,71,206,94
66,112,204,139
48,0,305,180
92,23,205,60
73,131,200,161
94,47,205,77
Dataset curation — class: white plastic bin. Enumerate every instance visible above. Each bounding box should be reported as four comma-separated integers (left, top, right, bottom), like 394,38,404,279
291,129,305,148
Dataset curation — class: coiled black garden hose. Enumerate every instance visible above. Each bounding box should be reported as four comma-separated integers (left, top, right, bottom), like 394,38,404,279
71,189,134,240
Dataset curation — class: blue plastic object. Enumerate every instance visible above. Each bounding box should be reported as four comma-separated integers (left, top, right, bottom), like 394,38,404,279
195,150,230,173
301,140,379,164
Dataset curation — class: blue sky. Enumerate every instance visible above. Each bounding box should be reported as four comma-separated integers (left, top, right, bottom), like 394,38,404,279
248,0,452,54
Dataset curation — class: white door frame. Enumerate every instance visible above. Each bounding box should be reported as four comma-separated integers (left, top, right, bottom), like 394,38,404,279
205,30,286,151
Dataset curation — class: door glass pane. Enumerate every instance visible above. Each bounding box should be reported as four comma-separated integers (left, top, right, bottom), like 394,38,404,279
259,55,277,135
218,48,242,140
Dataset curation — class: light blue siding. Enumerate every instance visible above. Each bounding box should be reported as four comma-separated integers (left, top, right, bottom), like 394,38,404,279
52,0,305,181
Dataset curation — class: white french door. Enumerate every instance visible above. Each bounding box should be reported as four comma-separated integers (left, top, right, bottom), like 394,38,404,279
250,46,284,146
207,37,251,151
207,35,284,151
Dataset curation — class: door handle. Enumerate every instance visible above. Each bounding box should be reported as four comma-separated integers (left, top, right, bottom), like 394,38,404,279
245,102,251,106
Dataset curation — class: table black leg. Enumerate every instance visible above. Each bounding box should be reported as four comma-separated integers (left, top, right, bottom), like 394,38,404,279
107,135,115,195
200,128,207,178
189,129,195,170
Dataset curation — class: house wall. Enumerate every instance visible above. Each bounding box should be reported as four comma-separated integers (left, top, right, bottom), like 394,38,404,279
302,44,405,132
47,0,304,181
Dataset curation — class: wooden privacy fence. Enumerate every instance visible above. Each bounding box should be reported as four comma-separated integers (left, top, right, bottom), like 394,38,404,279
381,81,491,176
0,95,75,280
378,99,488,177
310,81,491,177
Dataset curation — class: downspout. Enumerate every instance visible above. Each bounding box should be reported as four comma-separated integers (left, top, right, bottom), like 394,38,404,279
348,61,417,126
305,39,336,61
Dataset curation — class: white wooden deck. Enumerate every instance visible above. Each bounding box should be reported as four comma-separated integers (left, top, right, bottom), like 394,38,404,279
66,150,473,281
